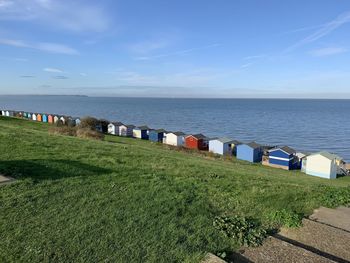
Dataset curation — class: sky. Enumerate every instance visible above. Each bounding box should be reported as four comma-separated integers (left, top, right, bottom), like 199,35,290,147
0,0,350,98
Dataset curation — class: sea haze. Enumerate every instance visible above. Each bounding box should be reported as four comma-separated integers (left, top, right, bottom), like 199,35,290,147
1,95,349,161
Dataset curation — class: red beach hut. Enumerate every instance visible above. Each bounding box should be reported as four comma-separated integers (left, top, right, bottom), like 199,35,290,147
48,114,53,123
185,134,209,151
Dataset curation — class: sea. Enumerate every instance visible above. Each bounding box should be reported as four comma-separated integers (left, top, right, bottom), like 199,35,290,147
0,95,349,161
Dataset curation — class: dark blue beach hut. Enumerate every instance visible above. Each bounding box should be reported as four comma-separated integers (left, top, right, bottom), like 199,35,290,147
267,146,299,170
149,129,165,143
236,142,263,163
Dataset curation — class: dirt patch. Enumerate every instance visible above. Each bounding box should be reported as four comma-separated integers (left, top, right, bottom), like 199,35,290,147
0,175,15,185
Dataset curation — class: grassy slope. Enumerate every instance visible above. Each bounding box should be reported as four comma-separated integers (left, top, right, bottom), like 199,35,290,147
0,116,349,262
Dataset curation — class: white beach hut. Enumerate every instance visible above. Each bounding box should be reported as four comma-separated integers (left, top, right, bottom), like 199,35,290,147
32,113,37,121
108,122,124,135
53,116,59,123
209,138,241,155
5,111,10,117
119,124,135,137
303,151,344,179
164,131,186,146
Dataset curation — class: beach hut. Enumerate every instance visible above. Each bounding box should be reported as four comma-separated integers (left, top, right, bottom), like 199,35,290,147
185,134,209,151
149,129,166,143
133,125,150,139
27,113,32,119
37,113,42,122
236,142,263,163
42,114,48,123
119,124,135,137
264,146,299,170
23,112,28,118
59,116,67,125
32,113,37,121
53,115,59,123
302,151,344,179
1,110,5,116
164,131,186,146
9,111,14,117
209,138,241,155
74,118,81,126
108,122,124,135
48,114,54,123
5,110,10,117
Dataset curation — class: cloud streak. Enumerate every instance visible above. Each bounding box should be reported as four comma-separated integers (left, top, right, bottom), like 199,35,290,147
285,11,350,52
0,38,79,55
133,43,221,60
0,0,110,33
309,47,347,57
43,67,63,73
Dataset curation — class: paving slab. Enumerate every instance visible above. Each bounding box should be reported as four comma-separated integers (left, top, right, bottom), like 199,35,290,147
201,253,227,263
279,218,350,261
0,175,15,185
240,236,335,263
310,206,350,232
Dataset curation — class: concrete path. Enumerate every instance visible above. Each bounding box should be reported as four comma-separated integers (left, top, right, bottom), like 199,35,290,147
310,206,350,232
235,206,350,263
0,174,15,185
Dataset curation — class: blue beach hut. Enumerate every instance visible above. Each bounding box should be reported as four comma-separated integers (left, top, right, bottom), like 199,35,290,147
149,129,166,143
42,114,48,123
266,146,298,170
236,142,263,163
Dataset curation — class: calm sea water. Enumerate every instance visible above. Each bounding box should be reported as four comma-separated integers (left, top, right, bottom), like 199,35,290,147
1,95,349,161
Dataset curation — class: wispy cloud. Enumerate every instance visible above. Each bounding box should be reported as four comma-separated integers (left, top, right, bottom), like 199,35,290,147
52,75,68,79
0,0,110,33
80,73,87,77
286,11,350,52
240,62,254,68
43,67,63,73
20,75,35,78
309,47,347,57
0,38,78,55
133,43,221,60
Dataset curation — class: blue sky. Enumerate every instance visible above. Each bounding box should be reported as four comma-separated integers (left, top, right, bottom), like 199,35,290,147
0,0,350,98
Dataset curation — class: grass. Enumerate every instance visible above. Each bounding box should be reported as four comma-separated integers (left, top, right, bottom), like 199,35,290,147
0,116,349,262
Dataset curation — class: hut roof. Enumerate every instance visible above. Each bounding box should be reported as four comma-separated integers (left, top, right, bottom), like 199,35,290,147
246,142,262,149
137,125,150,130
269,146,296,155
213,137,240,144
110,122,124,126
172,131,186,136
188,133,207,140
312,151,343,161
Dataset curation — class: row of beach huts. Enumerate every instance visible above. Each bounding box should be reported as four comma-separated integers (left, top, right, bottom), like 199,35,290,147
1,109,349,179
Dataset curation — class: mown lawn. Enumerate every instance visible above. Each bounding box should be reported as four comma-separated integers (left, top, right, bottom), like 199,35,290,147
0,116,349,262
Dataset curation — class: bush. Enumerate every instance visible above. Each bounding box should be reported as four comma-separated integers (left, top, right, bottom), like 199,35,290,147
76,128,104,140
79,116,99,130
213,215,267,247
267,209,302,228
49,126,77,136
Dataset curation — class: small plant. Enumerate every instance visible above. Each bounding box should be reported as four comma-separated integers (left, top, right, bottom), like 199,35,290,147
321,186,350,208
267,209,302,228
213,215,267,247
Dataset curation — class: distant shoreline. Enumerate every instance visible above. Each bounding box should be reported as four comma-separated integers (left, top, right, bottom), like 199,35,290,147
1,95,350,100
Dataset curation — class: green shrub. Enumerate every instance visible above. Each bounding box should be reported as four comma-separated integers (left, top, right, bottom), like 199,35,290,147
321,186,350,208
79,116,99,130
213,215,267,247
267,209,302,228
76,128,104,140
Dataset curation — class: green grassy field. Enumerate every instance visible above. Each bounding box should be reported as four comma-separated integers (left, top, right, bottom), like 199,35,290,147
0,116,349,262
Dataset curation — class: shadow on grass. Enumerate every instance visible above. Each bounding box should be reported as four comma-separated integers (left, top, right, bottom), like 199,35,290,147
0,159,113,181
